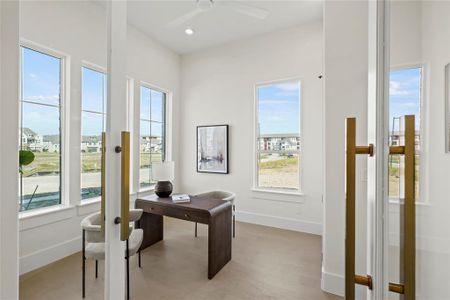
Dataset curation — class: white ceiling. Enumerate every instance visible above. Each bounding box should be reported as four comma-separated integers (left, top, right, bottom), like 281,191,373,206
125,1,323,54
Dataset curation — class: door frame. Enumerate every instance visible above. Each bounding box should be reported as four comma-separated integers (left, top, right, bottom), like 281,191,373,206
367,0,390,299
0,1,20,299
104,1,128,299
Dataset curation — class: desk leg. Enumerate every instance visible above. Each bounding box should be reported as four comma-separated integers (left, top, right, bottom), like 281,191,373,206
137,212,163,250
208,206,232,279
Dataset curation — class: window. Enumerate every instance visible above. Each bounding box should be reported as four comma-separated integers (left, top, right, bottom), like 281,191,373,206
81,67,106,200
388,67,421,200
19,46,63,211
255,80,301,191
139,86,166,189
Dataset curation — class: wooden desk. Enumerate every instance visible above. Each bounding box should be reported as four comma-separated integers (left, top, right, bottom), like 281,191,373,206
135,194,232,279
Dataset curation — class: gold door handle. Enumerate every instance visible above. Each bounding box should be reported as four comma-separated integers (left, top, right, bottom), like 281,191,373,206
101,132,106,233
345,118,374,300
120,131,130,241
388,115,415,298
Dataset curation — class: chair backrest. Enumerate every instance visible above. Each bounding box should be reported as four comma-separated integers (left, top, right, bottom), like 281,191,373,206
81,209,144,243
81,212,104,243
196,191,236,203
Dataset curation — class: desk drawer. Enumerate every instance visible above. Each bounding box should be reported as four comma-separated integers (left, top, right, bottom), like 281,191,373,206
144,204,209,224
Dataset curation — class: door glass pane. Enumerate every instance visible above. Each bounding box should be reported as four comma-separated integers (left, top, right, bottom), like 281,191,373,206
388,2,450,299
389,68,421,200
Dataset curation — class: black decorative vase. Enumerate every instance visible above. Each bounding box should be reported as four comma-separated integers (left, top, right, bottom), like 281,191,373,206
155,181,173,198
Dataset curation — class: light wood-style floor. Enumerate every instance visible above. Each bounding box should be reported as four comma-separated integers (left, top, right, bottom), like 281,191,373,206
20,218,342,300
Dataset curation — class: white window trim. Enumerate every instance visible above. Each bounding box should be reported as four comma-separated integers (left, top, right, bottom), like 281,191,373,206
252,77,303,194
388,63,427,204
19,40,71,215
137,81,172,192
81,61,106,74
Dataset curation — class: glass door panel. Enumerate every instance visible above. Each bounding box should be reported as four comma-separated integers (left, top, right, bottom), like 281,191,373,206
388,2,450,299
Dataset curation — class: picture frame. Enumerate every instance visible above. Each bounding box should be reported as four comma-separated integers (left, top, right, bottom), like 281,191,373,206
197,125,229,174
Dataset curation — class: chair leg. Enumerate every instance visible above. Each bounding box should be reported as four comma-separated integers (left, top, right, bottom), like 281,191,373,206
126,239,130,300
195,222,198,237
95,260,98,278
138,250,142,268
233,205,236,238
82,230,86,299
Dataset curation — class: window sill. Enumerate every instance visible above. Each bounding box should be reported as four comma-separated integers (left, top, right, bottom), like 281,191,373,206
252,188,304,196
19,204,73,220
251,188,304,203
78,197,101,206
19,204,75,231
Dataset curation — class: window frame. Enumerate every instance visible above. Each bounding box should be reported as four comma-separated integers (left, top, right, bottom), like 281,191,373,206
388,63,426,203
80,63,107,201
19,40,70,213
138,81,169,192
253,77,303,193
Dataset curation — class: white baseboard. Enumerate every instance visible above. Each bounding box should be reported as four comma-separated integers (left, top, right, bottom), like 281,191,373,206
20,236,81,275
321,269,344,297
236,211,322,235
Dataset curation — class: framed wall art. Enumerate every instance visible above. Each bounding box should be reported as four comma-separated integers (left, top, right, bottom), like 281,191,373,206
197,125,229,174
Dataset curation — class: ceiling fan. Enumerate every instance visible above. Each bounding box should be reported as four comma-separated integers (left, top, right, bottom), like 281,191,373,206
166,0,270,28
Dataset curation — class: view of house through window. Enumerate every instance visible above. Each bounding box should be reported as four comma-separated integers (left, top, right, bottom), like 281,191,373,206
139,86,166,189
389,67,421,200
81,67,106,200
256,80,301,190
19,46,62,211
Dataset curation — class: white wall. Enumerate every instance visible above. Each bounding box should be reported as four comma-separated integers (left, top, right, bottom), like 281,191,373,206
0,1,20,299
18,1,180,274
179,22,324,234
321,1,368,297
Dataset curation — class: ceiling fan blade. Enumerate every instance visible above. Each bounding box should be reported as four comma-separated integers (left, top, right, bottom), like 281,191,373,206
218,1,269,20
166,7,203,28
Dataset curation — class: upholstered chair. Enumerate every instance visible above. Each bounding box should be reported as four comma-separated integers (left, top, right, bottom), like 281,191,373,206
81,209,143,299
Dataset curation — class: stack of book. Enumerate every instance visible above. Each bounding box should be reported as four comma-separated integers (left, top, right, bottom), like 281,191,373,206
171,194,191,203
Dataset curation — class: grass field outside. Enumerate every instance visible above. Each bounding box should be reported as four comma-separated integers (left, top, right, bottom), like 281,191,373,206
258,153,300,190
21,151,164,176
388,154,420,199
20,151,164,210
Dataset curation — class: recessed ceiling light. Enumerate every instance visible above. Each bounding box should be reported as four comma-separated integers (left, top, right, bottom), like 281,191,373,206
185,28,194,35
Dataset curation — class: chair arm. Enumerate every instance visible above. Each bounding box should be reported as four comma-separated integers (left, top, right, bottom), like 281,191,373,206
129,209,143,222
